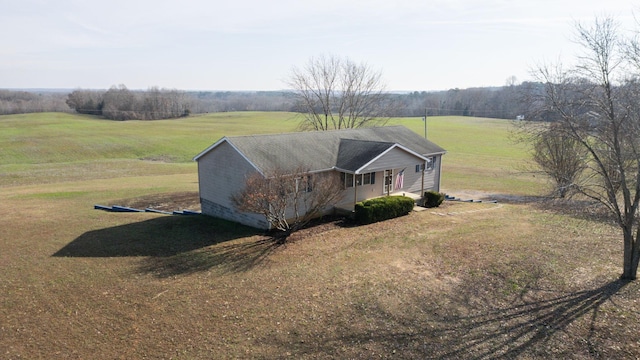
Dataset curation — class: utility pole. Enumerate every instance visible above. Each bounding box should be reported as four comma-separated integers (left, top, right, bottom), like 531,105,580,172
423,108,427,139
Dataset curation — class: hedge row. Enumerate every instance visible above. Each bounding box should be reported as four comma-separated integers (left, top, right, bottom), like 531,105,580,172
354,196,415,224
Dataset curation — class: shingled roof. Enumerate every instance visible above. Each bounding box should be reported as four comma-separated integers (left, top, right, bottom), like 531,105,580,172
194,125,446,174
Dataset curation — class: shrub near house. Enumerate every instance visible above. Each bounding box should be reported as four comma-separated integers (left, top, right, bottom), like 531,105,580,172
354,196,415,224
424,190,445,208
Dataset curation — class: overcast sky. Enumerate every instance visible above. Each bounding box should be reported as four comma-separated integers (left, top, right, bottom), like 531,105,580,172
1,0,637,91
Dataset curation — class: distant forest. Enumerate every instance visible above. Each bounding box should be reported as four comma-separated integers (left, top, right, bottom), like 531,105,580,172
0,83,535,120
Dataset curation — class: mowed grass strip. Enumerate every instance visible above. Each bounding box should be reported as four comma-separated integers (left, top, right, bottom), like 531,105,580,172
1,112,636,358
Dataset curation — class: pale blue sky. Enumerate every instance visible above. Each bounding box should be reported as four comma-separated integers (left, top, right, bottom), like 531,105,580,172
0,0,636,91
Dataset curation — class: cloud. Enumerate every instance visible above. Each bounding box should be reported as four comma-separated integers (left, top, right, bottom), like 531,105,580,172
1,0,638,90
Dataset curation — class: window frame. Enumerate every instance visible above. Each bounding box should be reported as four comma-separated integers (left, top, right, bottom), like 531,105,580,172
343,173,354,188
361,172,376,186
343,171,376,188
425,156,435,171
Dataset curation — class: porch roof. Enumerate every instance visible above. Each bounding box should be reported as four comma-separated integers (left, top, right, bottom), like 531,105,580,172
335,139,394,172
335,139,428,174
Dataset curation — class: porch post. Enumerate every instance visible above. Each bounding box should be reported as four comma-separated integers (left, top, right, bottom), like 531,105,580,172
421,161,425,203
436,156,442,192
353,173,358,208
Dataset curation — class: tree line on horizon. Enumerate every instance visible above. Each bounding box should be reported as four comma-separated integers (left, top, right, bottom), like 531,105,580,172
0,83,532,120
65,85,191,120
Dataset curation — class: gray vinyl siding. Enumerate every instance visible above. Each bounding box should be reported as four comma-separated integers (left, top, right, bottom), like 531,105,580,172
283,186,347,224
358,148,440,195
201,198,268,229
427,155,441,192
406,155,441,194
404,166,423,194
197,141,267,229
360,147,421,173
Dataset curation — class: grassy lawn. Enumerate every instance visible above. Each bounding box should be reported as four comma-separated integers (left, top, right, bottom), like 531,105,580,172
0,112,637,358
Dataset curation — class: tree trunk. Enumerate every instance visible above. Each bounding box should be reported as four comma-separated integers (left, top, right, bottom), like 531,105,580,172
621,228,639,280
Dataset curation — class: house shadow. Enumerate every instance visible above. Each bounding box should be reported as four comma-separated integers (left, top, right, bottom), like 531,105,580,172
54,215,280,276
54,215,259,258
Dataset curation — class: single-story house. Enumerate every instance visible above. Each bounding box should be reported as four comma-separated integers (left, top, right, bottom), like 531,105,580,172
193,125,446,229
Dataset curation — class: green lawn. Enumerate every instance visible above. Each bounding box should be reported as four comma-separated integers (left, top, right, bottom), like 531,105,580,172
0,112,301,186
390,116,539,195
0,111,301,165
0,112,541,194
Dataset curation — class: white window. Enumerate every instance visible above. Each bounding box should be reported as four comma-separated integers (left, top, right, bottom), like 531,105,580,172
341,173,354,188
295,175,313,193
425,157,435,171
343,172,375,188
362,172,375,185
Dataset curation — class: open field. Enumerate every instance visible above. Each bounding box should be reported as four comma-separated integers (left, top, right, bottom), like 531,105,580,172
1,112,638,358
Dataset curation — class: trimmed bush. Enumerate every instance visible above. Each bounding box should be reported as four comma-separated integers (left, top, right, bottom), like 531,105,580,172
354,196,415,224
424,191,445,208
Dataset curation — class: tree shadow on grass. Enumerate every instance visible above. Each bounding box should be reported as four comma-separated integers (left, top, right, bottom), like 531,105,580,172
427,279,631,359
136,237,280,277
54,215,281,276
280,279,634,358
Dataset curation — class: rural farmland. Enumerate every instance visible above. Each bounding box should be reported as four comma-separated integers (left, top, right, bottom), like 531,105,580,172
1,112,638,358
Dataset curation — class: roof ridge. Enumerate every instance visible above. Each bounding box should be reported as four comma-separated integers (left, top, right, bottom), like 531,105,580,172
226,125,405,139
339,138,396,145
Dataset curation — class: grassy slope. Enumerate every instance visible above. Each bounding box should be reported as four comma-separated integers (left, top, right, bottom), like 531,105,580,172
0,112,637,359
0,111,540,193
0,112,300,186
0,111,300,164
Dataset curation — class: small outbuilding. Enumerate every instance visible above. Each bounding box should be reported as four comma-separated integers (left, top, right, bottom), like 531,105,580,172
193,125,446,229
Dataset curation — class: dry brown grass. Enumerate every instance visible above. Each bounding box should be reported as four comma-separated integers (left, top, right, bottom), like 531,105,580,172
1,113,638,358
2,180,639,359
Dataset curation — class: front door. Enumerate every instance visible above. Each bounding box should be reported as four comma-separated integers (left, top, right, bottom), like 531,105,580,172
384,169,393,194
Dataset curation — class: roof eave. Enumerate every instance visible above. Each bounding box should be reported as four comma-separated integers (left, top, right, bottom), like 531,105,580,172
192,136,228,162
332,166,354,174
424,150,447,156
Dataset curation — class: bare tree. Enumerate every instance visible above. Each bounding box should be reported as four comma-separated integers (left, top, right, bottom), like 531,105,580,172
529,17,640,280
141,87,189,119
287,55,391,130
528,124,588,198
0,90,70,115
231,168,344,238
66,89,104,115
75,85,191,120
102,85,138,120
